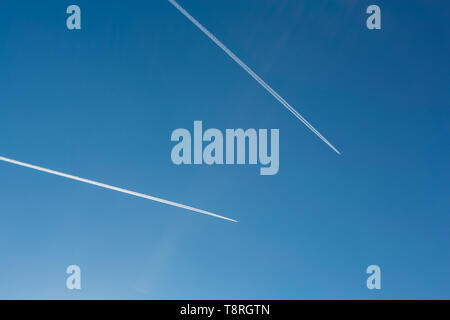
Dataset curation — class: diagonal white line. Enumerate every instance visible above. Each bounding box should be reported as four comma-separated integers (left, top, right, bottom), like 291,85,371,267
168,0,341,155
0,155,238,223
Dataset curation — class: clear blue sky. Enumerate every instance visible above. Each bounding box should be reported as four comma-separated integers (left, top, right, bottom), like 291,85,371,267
0,0,449,299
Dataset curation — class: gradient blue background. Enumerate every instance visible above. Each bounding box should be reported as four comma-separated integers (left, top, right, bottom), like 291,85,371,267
0,0,449,299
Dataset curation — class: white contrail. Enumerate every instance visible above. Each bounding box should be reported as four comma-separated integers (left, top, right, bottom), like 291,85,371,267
0,155,237,223
168,0,341,155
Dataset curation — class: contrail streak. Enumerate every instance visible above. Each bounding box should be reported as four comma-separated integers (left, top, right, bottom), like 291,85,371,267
168,0,341,155
0,155,237,223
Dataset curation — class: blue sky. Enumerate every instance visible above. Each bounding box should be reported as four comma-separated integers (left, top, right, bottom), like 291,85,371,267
0,0,449,299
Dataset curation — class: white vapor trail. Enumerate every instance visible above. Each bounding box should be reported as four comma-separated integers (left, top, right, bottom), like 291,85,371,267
168,0,341,155
0,155,237,223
